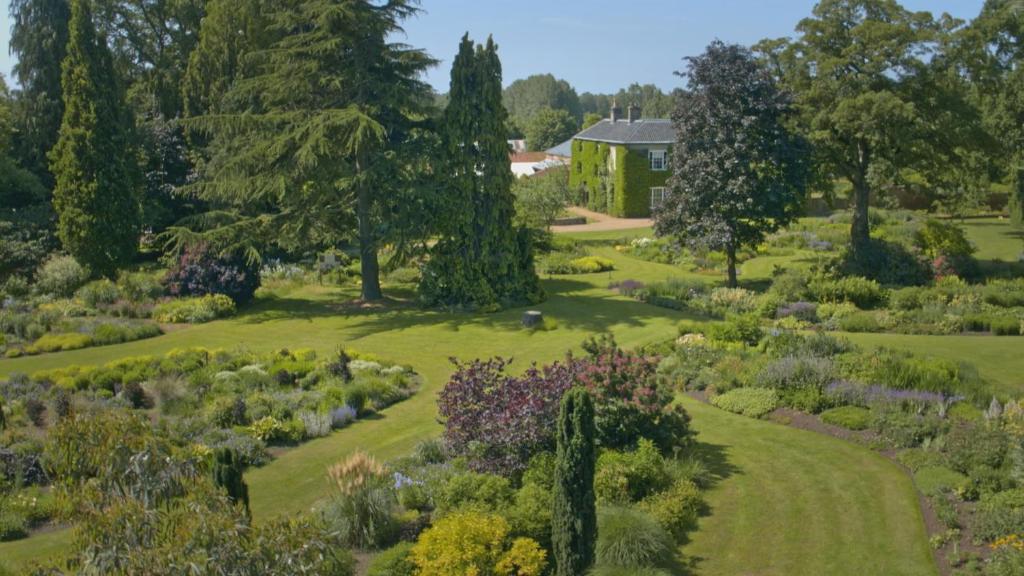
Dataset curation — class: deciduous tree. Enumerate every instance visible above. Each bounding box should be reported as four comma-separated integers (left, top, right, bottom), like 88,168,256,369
657,41,811,287
524,107,577,151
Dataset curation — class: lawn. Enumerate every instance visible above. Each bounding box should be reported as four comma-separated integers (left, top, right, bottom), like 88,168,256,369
681,396,936,576
960,217,1023,262
2,226,1003,574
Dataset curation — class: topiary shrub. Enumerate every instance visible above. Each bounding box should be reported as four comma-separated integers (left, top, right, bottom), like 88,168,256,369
820,406,871,430
709,388,778,418
163,243,261,304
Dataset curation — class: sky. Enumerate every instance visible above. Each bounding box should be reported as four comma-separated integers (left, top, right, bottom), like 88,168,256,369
1,0,987,94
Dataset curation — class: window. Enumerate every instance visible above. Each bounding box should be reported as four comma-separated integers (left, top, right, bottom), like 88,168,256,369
576,161,582,174
649,149,667,171
650,187,667,210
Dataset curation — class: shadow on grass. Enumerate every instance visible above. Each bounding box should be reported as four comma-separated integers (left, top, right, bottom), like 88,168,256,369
676,440,741,575
233,277,703,345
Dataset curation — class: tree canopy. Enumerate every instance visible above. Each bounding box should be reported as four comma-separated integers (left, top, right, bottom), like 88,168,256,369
657,41,811,287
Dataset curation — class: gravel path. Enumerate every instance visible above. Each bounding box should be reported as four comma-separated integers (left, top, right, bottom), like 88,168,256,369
551,206,652,233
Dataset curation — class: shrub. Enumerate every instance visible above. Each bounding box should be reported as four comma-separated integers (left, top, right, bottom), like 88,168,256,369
324,451,397,549
76,279,119,308
595,506,675,570
410,512,509,576
116,271,165,302
594,440,672,504
25,332,92,354
90,322,162,346
439,357,573,476
163,243,261,304
755,356,835,392
973,489,1024,542
542,254,615,274
35,255,89,297
368,542,416,576
0,509,28,542
914,220,975,260
837,310,883,332
943,421,1007,475
869,406,944,448
434,471,515,516
709,388,778,418
638,479,703,540
834,238,930,286
820,406,871,430
809,276,885,309
706,315,763,346
152,294,236,324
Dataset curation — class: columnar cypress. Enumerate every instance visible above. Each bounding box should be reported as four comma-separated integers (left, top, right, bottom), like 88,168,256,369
49,0,140,278
212,447,249,514
552,387,597,576
421,35,542,310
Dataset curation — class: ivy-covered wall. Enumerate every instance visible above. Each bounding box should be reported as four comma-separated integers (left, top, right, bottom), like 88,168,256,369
570,140,671,218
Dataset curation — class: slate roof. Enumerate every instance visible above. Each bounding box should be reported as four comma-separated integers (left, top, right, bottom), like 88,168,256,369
545,138,573,158
573,119,675,145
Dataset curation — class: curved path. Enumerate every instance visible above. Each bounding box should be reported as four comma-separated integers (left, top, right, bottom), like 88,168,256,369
551,206,652,233
0,242,936,575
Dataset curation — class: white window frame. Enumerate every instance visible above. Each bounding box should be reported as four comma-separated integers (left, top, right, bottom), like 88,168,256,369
649,149,667,172
650,187,667,210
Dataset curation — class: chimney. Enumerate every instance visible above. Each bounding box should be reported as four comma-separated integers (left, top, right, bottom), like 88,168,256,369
627,102,639,123
610,99,622,122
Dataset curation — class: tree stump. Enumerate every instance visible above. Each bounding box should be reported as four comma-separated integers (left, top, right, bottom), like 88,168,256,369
522,310,544,328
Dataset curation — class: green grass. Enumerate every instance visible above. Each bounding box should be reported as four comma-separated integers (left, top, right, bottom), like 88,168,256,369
0,234,974,575
840,332,1024,398
959,217,1023,262
681,396,936,576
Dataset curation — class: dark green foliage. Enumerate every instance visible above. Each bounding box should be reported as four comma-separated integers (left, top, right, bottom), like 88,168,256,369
9,0,71,183
180,0,436,302
212,447,250,513
552,388,597,576
421,35,543,310
525,107,578,151
503,73,582,133
834,238,931,286
0,396,6,432
657,41,810,287
50,0,141,278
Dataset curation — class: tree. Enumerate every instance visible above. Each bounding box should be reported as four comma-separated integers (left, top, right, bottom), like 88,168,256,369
524,107,577,151
421,35,543,310
552,387,597,576
765,0,963,256
613,83,676,118
9,0,72,184
179,0,436,301
581,112,602,129
657,41,811,287
503,73,581,130
50,0,141,278
212,447,249,514
965,0,1024,224
513,166,571,231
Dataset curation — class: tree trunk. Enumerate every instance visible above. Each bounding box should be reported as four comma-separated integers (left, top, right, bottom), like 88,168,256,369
849,143,872,256
726,243,738,288
357,184,382,301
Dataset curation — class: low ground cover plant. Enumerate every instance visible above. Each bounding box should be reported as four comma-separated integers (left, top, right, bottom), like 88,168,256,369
0,346,420,544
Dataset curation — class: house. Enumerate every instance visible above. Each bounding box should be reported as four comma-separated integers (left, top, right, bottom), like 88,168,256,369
568,102,674,217
510,152,550,178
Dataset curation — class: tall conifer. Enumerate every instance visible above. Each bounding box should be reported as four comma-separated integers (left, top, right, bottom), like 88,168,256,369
552,387,597,576
49,0,140,277
421,35,542,310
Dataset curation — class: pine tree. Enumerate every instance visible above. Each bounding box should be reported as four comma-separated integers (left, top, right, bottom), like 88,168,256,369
9,0,71,184
421,35,542,310
212,447,249,514
551,387,597,576
49,0,140,278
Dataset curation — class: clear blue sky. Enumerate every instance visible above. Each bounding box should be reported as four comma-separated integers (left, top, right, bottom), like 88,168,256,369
2,0,986,93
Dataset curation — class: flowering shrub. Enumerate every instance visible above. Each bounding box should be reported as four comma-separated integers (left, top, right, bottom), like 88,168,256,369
163,243,261,304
